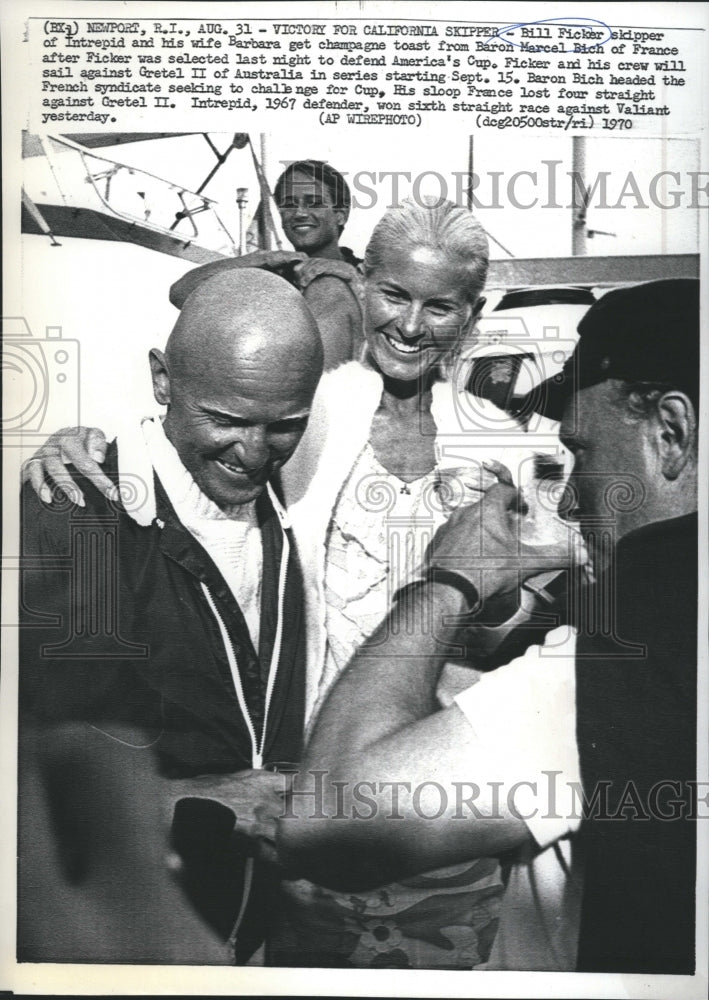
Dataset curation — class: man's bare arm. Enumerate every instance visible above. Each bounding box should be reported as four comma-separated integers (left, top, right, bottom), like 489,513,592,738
277,580,529,889
277,484,577,888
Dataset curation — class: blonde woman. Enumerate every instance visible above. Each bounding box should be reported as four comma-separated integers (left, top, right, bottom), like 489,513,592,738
24,198,564,968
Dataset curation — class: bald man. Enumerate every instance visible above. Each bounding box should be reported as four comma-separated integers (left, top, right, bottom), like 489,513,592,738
19,270,323,963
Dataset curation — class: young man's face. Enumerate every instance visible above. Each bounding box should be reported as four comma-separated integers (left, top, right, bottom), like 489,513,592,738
559,380,659,568
277,170,345,257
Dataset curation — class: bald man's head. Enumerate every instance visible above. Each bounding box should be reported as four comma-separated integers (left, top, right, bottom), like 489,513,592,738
149,269,323,510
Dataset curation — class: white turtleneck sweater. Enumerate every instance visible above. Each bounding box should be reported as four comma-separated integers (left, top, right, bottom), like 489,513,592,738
141,418,263,652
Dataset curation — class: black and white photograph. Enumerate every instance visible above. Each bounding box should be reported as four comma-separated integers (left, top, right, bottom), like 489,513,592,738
2,2,707,996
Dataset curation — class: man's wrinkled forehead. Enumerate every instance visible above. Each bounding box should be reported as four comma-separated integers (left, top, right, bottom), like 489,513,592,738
185,346,319,396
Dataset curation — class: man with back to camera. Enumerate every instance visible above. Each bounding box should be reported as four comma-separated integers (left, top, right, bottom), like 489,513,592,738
19,269,324,963
277,278,699,973
170,159,364,371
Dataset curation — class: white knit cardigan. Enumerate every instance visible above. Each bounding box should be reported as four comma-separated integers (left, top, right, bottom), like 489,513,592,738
281,361,563,723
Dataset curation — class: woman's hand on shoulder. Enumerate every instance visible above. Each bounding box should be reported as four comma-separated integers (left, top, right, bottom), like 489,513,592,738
21,426,112,507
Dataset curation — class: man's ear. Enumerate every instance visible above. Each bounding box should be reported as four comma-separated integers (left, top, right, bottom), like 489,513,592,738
334,208,347,235
656,391,696,479
149,349,170,407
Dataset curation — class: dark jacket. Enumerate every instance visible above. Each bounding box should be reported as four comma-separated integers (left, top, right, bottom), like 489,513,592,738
575,513,697,974
19,440,307,959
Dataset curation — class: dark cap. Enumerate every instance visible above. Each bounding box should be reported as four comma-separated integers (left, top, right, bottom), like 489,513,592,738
523,278,700,421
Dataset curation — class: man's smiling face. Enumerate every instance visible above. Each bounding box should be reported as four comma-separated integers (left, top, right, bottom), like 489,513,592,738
277,170,345,258
160,361,313,509
151,269,323,511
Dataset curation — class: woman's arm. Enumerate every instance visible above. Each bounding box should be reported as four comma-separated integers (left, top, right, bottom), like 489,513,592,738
297,257,365,370
302,276,362,370
21,426,112,505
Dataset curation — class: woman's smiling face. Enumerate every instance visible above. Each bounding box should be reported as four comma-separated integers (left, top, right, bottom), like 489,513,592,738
363,243,477,383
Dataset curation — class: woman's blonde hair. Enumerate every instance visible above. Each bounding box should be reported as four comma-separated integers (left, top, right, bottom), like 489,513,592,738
363,196,489,305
